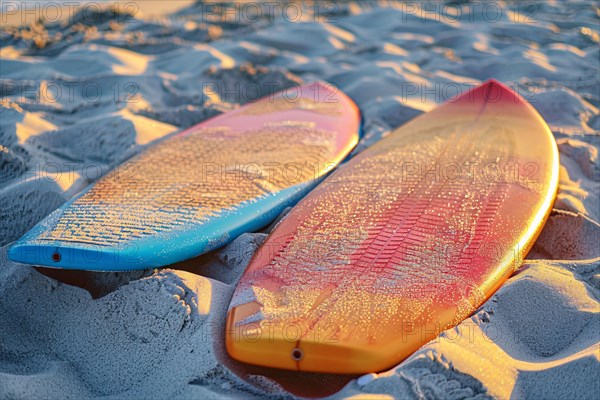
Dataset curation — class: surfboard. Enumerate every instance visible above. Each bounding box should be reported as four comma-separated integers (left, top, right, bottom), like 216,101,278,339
9,82,360,271
226,80,559,373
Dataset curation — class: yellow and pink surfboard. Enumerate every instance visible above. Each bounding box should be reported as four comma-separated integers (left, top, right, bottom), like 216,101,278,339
226,80,559,373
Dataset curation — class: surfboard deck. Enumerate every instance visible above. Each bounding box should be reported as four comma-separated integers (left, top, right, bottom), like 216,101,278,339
9,82,360,271
226,80,559,374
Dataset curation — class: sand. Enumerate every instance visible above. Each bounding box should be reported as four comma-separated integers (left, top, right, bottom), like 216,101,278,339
1,1,599,399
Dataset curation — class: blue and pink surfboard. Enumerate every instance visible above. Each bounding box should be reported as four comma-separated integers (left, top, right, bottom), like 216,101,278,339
9,82,361,271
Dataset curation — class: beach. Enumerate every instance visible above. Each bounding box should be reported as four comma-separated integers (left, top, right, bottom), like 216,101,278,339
1,1,599,398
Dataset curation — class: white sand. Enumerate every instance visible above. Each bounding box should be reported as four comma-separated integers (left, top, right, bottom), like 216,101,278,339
1,1,599,399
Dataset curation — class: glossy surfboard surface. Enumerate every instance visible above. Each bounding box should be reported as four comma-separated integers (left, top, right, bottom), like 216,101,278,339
226,80,559,374
9,82,360,271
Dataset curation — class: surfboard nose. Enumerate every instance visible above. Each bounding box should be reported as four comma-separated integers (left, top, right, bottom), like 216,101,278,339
450,78,525,106
481,78,506,88
481,78,523,102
